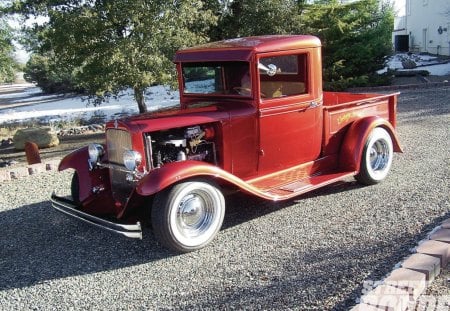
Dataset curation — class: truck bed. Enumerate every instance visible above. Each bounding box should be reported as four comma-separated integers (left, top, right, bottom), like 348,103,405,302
322,91,399,156
323,91,398,108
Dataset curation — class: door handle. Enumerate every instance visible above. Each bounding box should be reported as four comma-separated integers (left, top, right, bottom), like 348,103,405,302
309,101,319,108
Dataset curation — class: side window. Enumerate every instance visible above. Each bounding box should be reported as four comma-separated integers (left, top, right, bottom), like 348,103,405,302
259,54,308,99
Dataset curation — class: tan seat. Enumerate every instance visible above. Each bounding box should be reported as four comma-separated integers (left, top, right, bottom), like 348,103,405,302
260,81,305,98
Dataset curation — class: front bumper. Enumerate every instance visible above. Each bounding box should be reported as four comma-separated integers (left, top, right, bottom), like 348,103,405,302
50,192,142,239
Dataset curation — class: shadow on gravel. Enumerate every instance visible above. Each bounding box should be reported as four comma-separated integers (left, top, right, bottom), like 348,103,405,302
0,180,361,291
174,214,450,311
172,244,410,310
223,180,361,230
333,214,450,310
2,178,435,310
0,201,172,291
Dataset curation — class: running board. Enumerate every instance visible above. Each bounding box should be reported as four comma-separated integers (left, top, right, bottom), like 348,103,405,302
249,171,356,199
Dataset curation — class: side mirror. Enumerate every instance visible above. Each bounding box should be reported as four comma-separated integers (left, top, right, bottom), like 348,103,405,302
258,63,277,76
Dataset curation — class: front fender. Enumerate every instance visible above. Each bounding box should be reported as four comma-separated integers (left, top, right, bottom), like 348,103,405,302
136,161,268,198
339,116,403,172
58,146,90,172
58,146,110,203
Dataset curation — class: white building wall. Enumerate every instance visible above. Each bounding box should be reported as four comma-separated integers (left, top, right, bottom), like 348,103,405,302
402,0,450,55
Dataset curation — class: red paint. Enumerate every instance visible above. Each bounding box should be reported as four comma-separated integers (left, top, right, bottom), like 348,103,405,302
57,35,401,223
25,142,41,165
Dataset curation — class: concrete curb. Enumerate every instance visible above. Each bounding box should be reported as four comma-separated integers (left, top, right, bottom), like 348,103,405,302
0,159,61,182
351,218,450,310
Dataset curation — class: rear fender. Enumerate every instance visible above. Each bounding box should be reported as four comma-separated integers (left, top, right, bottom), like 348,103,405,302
136,160,263,198
339,116,403,172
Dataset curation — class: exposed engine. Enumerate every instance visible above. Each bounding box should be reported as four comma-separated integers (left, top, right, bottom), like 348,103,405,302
149,125,217,168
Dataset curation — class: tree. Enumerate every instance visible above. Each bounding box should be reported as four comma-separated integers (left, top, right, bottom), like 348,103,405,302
211,0,307,40
208,0,393,89
0,15,16,83
23,53,80,93
302,0,394,89
11,0,217,113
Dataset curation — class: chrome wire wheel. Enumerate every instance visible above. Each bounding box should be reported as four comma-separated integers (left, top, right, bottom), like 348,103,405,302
356,127,394,185
152,180,225,253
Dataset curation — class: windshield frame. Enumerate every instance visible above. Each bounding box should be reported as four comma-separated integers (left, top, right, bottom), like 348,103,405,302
180,61,253,99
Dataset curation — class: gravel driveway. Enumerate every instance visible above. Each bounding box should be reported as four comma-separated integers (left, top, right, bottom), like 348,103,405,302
0,86,449,310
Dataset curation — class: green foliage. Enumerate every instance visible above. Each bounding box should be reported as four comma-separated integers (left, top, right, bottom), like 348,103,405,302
10,0,394,106
11,0,217,112
213,0,306,39
0,18,17,83
23,53,80,93
304,0,394,88
209,0,394,89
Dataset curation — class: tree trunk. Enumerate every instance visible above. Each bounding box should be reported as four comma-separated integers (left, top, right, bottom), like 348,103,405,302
134,87,147,113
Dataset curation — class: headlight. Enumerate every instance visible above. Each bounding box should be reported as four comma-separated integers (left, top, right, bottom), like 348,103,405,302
88,143,104,163
123,150,142,171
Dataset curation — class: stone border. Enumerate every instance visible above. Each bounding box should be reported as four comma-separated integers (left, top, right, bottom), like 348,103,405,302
0,159,61,182
351,219,450,310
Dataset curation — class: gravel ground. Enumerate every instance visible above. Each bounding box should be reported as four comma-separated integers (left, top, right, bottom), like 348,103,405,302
0,86,449,310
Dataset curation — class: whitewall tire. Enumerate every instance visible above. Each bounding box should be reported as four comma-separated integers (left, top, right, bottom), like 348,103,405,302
355,127,394,185
151,179,225,253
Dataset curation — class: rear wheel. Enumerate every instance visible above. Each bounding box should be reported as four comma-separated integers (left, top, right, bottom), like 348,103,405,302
355,127,393,185
151,179,225,253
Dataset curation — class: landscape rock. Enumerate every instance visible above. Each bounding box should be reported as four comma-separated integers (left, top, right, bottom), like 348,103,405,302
45,160,60,171
0,159,17,167
1,138,13,147
57,124,104,136
9,166,29,179
13,127,59,150
402,59,417,69
27,163,46,175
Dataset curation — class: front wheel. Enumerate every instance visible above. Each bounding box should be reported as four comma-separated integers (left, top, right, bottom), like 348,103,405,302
151,179,225,253
355,127,394,185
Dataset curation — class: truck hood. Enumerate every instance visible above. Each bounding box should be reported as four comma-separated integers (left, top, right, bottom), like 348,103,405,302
106,102,254,133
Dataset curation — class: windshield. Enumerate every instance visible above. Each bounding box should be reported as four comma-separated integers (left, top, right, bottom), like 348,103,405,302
182,62,251,97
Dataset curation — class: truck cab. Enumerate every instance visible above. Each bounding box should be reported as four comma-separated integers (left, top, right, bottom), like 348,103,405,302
51,35,402,253
175,35,323,177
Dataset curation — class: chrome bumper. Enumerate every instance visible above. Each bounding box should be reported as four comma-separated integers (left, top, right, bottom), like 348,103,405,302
50,192,142,239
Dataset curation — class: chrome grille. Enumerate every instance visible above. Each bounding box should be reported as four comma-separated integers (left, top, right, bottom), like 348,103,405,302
105,129,133,204
106,129,132,165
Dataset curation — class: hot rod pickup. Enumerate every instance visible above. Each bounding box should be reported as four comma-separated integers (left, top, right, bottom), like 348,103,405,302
51,35,402,252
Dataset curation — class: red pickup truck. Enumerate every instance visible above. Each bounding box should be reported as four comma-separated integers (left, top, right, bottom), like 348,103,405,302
51,35,402,252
